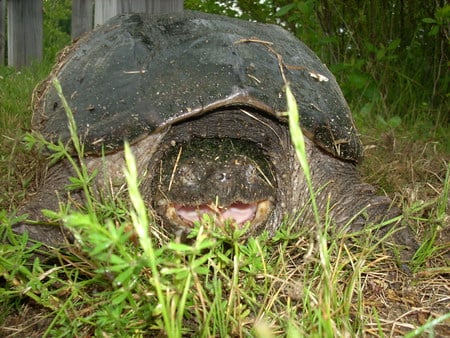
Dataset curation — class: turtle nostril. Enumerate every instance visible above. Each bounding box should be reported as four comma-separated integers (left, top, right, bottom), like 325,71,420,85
216,172,229,182
214,172,236,183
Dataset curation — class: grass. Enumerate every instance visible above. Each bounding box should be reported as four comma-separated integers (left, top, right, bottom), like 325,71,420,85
0,63,449,337
0,62,53,210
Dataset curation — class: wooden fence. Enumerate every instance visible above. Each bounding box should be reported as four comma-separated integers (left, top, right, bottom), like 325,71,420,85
2,0,183,67
5,0,43,67
0,0,5,66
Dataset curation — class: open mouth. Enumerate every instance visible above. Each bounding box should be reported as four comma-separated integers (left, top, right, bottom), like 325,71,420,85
165,199,272,228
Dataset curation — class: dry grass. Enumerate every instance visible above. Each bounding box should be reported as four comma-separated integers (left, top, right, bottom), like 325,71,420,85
358,131,450,336
362,130,450,249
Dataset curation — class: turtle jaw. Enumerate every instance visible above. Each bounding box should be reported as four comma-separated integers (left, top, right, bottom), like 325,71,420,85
163,199,273,231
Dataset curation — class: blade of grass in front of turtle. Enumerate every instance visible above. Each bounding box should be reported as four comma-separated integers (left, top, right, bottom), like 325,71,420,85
52,78,82,157
284,84,335,334
284,84,319,225
123,142,183,337
52,77,96,215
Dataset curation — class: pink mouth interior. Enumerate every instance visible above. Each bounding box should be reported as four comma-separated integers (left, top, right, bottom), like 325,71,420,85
175,202,257,226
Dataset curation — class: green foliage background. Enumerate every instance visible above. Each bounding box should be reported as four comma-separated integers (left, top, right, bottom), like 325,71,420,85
43,0,72,62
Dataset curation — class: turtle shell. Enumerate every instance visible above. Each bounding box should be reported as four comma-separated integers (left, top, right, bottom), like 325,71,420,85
33,10,362,162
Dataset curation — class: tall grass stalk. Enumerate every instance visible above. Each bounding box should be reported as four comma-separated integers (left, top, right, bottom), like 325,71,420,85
52,78,96,215
43,80,188,336
123,142,181,338
283,85,320,226
284,83,341,334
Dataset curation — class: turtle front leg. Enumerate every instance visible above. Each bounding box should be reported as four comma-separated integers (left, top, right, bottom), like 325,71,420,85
309,147,418,263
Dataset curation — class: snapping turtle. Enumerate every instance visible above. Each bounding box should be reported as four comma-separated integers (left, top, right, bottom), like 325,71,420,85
14,11,415,258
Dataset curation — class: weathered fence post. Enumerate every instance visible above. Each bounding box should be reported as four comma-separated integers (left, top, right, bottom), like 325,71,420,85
94,0,183,26
72,0,94,40
0,0,5,65
7,0,43,67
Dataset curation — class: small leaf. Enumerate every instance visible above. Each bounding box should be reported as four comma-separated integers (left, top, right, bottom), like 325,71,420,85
195,238,217,251
428,25,439,36
89,239,112,256
111,289,130,305
167,242,196,253
387,38,401,51
422,17,437,24
192,266,210,275
41,209,61,219
161,266,190,281
114,267,135,285
191,252,213,270
275,3,296,17
68,176,83,189
387,116,402,128
109,254,127,266
297,1,313,16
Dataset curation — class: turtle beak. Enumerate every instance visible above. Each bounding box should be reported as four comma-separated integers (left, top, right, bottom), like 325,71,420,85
165,199,272,229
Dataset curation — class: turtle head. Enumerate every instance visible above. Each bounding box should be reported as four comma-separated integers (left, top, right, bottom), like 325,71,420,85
148,108,284,238
153,137,276,237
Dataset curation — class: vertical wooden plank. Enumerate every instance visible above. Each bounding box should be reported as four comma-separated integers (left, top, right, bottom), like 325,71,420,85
72,0,94,40
119,0,133,13
7,0,43,67
94,0,119,26
143,0,183,13
0,0,5,65
94,0,184,26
